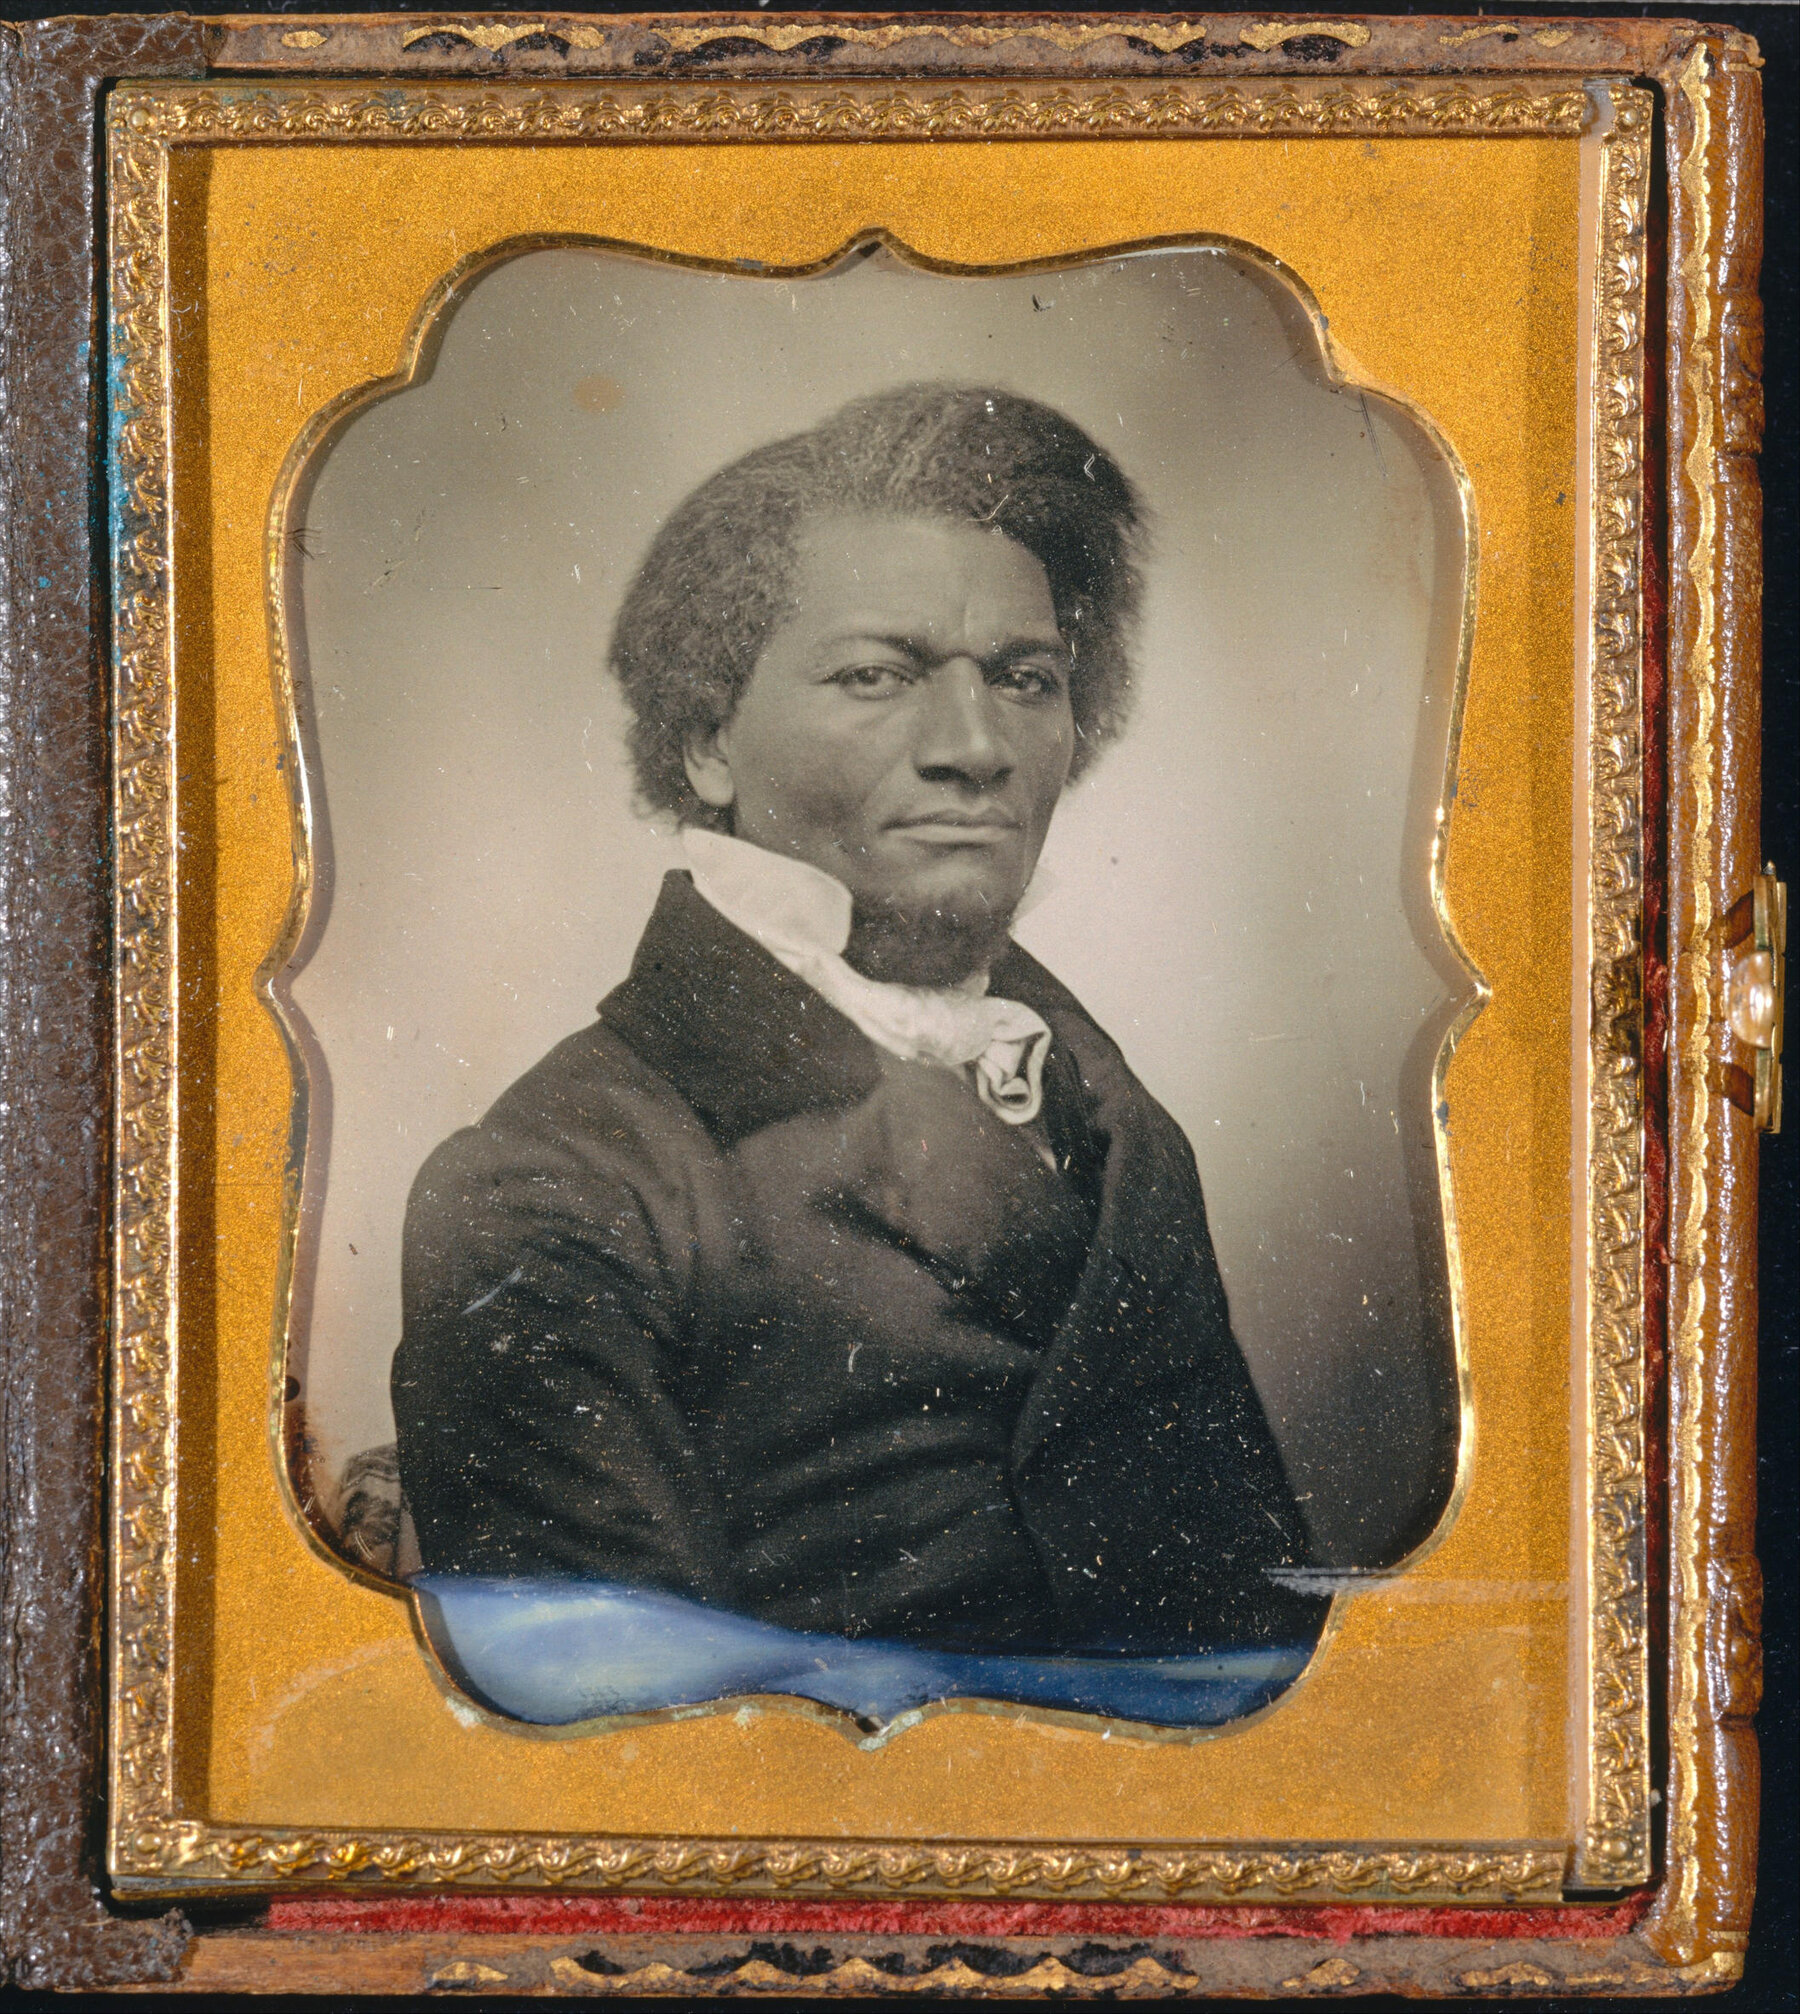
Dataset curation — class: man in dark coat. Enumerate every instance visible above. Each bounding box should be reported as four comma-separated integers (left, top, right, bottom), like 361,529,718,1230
393,383,1325,1662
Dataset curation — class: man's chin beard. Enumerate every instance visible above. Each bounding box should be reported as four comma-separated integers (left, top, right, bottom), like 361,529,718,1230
844,895,1016,988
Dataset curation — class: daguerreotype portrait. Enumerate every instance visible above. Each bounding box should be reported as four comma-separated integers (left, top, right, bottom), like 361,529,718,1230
296,245,1463,1733
0,8,1754,1999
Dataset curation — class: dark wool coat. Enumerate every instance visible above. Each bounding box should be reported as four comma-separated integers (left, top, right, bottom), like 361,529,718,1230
393,873,1326,1657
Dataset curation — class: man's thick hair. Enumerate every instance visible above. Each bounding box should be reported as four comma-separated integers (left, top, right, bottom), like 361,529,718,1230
609,383,1145,829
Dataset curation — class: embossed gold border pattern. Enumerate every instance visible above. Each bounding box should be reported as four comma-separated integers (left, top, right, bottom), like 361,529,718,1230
108,71,1629,1901
108,104,182,1871
116,73,1591,143
1574,85,1652,1892
124,1825,1570,1904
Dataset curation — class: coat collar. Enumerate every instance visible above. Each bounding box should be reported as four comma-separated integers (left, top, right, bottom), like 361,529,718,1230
601,871,1120,1146
598,871,884,1146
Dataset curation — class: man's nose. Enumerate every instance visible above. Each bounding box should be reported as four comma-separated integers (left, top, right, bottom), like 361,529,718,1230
913,660,1011,785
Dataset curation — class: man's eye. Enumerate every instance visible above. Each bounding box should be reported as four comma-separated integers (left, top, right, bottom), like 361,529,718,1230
991,664,1066,698
830,663,913,692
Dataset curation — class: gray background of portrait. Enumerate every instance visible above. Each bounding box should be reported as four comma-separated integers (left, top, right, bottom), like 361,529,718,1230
285,243,1469,1569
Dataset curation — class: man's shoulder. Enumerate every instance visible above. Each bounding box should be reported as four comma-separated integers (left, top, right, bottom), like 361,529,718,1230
487,1015,692,1129
398,1016,708,1359
416,1015,715,1212
441,864,803,1171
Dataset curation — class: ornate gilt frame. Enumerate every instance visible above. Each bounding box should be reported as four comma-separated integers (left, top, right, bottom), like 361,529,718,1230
110,62,1643,1904
57,14,1763,1994
1578,74,1650,1892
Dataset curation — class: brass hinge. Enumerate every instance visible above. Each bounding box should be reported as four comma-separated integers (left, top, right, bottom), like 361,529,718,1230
1721,867,1786,1132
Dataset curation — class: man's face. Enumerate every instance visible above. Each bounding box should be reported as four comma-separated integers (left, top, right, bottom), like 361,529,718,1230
684,512,1075,978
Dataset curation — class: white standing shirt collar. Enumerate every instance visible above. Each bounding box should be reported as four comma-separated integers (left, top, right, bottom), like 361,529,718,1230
681,827,861,967
681,827,1052,1126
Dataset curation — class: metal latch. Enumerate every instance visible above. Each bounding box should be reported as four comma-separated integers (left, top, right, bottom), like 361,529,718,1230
1723,867,1786,1133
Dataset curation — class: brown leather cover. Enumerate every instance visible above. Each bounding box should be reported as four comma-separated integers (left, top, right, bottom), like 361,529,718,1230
1641,33,1766,1974
0,14,206,1989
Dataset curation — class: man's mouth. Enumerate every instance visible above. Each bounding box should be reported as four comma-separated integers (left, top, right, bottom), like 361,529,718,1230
887,811,1020,839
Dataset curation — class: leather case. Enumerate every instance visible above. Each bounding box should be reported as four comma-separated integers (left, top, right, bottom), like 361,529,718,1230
0,10,1772,1996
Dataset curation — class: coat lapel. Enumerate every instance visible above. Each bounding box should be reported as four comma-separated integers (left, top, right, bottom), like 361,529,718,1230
992,943,1220,1472
599,871,882,1145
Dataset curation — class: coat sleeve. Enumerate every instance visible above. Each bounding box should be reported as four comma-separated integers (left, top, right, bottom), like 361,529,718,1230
391,1083,731,1599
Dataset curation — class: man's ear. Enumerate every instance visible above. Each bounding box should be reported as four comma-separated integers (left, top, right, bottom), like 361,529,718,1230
683,723,736,812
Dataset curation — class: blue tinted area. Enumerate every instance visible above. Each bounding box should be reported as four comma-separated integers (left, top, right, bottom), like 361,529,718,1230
412,1576,1313,1731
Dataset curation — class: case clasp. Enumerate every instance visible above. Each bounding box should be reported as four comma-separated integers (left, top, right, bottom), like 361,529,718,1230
1722,868,1786,1133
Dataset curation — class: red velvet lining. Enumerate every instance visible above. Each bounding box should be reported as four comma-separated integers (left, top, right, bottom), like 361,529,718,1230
265,1891,1652,1941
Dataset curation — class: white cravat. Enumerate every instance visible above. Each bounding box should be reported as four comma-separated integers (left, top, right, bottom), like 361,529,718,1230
682,829,1052,1126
